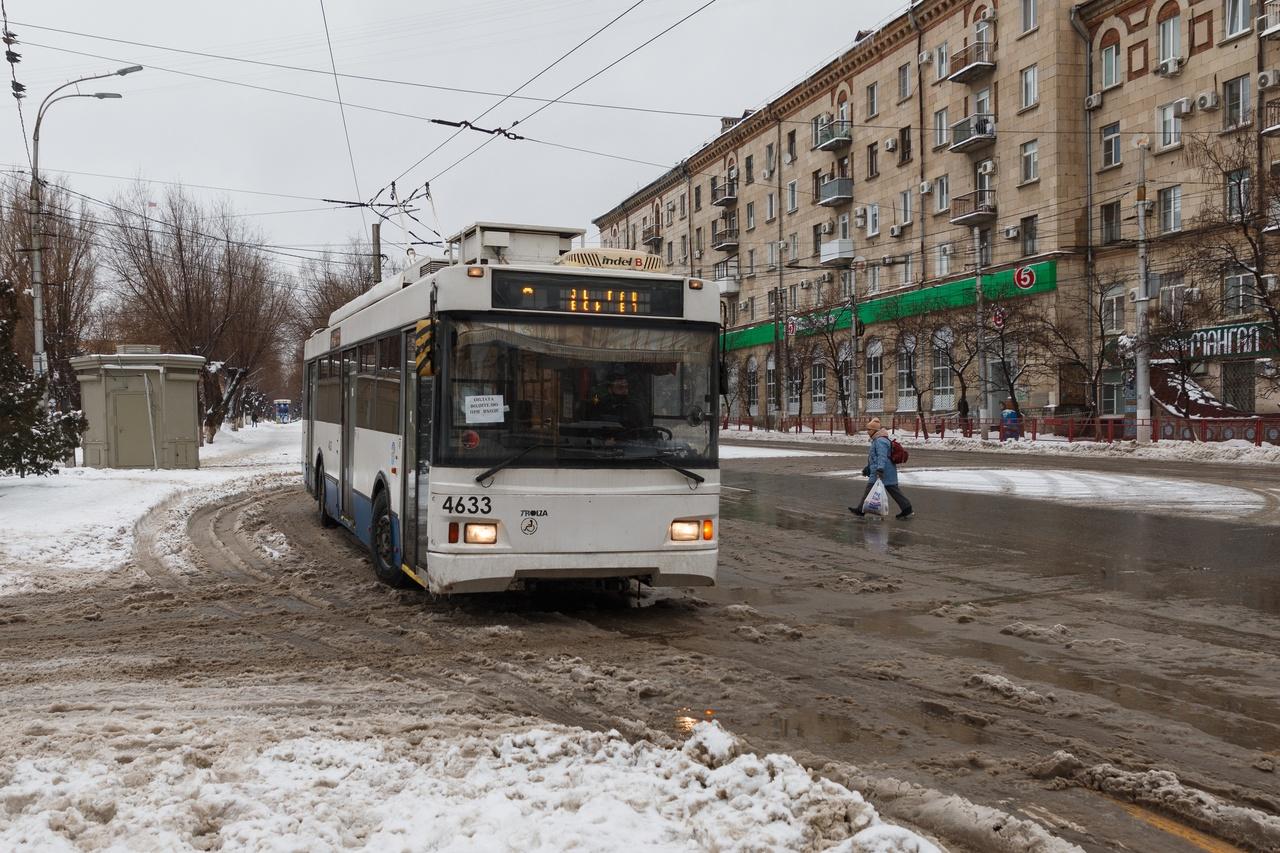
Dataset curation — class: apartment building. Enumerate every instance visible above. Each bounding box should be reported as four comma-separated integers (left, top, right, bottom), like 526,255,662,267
595,0,1278,424
1080,0,1280,416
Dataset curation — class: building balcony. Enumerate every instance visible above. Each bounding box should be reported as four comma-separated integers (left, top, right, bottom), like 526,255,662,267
1261,1,1280,37
818,177,854,207
711,225,739,251
640,224,662,247
1263,100,1280,136
717,278,741,297
948,189,998,226
947,41,995,83
815,120,852,151
711,179,739,207
819,238,855,267
711,258,742,281
948,113,996,153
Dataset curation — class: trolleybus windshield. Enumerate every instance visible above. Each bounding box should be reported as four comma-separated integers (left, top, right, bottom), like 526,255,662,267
436,315,717,469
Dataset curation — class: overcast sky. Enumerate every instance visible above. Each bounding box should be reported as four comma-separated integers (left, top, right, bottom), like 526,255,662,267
5,0,900,274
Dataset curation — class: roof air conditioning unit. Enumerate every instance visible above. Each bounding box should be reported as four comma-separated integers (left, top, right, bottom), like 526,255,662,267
1197,91,1221,111
977,8,995,22
919,180,933,195
883,136,898,151
821,221,835,234
918,51,933,65
1156,56,1184,77
1003,225,1020,239
1085,92,1103,111
977,160,996,176
1172,97,1195,117
1260,69,1280,90
889,224,905,238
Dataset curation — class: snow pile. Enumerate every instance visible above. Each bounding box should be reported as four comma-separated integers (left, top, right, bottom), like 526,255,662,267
0,422,302,597
722,428,1280,466
0,721,942,852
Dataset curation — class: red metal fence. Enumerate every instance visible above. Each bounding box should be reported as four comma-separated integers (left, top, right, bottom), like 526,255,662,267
720,412,1280,446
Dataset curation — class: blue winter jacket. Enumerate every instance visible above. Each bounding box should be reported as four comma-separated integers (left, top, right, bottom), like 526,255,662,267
865,433,899,486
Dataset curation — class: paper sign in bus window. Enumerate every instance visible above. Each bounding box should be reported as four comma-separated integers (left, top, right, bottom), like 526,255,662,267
464,394,505,423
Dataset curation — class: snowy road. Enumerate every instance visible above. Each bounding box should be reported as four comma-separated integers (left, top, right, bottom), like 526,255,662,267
3,429,1279,851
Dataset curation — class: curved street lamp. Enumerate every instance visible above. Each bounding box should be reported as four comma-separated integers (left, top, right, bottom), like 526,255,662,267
28,65,142,384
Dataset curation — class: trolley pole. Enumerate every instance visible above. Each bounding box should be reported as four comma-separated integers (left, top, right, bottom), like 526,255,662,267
973,225,988,425
371,222,382,281
772,284,783,429
1134,138,1153,443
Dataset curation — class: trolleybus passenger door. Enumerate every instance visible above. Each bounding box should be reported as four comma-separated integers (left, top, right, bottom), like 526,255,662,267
340,346,356,519
402,323,434,577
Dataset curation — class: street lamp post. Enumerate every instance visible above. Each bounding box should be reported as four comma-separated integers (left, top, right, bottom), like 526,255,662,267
28,65,142,386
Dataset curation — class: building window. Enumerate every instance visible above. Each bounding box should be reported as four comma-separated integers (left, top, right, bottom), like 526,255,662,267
867,143,879,178
811,169,822,203
1020,65,1039,109
665,203,674,226
1227,168,1251,220
936,42,949,79
897,341,917,409
1101,122,1121,167
744,248,755,276
788,282,798,307
1020,139,1039,183
934,107,949,147
1224,271,1255,315
1022,0,1038,31
1225,0,1250,37
936,243,951,276
1159,12,1181,62
767,192,776,220
787,365,802,411
788,233,799,261
898,126,912,164
680,235,688,262
812,223,822,255
693,186,701,211
766,354,778,413
1103,285,1126,332
898,189,913,224
1158,185,1182,232
867,264,882,294
1020,215,1038,255
1102,42,1120,88
1224,75,1251,128
766,241,777,269
1101,200,1122,243
695,227,703,252
746,202,756,230
978,228,992,266
787,180,798,212
935,174,950,211
932,330,954,409
811,363,827,412
811,115,824,148
1101,369,1124,416
1157,272,1187,319
866,81,879,117
679,193,687,218
865,340,884,410
898,63,911,100
1221,360,1256,412
765,143,775,173
786,130,797,162
666,241,673,263
1158,103,1182,148
838,212,850,239
744,155,754,184
867,203,880,236
745,356,758,411
901,252,914,285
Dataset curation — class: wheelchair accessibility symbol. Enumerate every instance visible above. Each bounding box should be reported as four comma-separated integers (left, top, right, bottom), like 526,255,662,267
521,518,538,535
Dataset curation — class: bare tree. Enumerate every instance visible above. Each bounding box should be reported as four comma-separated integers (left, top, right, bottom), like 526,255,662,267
1144,285,1229,424
0,175,101,411
983,296,1053,416
1028,271,1124,419
798,281,856,428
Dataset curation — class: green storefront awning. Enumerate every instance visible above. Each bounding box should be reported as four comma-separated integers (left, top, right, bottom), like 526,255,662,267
720,260,1057,351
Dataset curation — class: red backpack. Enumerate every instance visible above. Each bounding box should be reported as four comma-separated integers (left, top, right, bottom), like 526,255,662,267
889,439,909,465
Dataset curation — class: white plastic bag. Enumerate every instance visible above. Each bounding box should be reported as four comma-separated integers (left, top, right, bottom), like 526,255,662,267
862,479,890,517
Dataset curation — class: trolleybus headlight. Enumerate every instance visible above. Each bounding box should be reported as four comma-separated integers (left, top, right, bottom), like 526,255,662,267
670,520,700,541
464,522,498,544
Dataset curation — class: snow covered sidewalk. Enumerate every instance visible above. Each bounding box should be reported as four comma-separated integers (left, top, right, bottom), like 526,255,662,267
0,422,302,598
721,426,1280,467
0,719,944,852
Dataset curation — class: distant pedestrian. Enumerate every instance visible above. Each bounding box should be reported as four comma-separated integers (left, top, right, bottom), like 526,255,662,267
1000,398,1021,440
849,417,913,519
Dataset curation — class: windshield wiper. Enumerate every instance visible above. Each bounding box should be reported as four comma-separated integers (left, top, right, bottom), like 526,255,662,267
645,452,705,485
475,443,555,483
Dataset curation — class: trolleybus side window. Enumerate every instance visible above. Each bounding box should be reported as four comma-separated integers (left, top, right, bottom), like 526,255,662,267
316,354,341,423
356,343,378,430
374,335,401,433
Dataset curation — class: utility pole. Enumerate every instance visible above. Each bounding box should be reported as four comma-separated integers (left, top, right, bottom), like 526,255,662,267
371,222,382,281
1134,137,1153,443
771,284,782,428
973,225,988,426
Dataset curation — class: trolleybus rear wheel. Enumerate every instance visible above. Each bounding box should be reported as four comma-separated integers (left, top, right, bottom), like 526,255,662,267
370,489,413,588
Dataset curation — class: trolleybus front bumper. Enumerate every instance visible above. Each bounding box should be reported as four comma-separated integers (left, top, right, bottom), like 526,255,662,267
418,549,716,594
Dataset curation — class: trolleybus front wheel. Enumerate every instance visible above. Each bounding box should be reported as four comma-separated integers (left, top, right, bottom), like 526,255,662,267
370,489,413,588
316,463,337,528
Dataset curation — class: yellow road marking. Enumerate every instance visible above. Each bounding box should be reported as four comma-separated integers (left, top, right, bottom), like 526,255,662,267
1116,801,1245,853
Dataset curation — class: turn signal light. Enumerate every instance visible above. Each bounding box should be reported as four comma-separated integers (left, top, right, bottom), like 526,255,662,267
702,519,714,540
448,522,459,544
467,265,485,278
670,520,700,541
688,279,704,290
464,522,498,544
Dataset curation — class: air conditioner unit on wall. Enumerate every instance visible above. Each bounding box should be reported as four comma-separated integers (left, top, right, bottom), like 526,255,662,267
920,180,933,195
883,136,898,151
889,224,905,238
1260,69,1280,90
977,8,995,22
1003,225,1020,239
1156,56,1184,77
762,167,774,179
800,279,812,289
918,51,933,65
821,221,835,234
819,272,833,283
1085,92,1103,111
1197,91,1221,111
977,161,996,176
1172,97,1195,117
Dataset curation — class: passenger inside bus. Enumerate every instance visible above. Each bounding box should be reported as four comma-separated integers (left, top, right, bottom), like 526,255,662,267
579,368,647,430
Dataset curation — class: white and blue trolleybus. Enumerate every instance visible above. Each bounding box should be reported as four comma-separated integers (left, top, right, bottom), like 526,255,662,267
302,223,720,594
